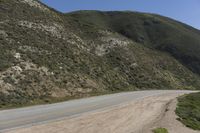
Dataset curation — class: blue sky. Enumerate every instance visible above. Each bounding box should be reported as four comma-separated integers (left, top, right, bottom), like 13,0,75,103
41,0,200,29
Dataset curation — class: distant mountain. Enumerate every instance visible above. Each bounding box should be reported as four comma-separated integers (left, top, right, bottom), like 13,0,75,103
0,0,200,108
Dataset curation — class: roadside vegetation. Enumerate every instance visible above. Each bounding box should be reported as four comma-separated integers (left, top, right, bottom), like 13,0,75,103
153,128,168,133
176,92,200,130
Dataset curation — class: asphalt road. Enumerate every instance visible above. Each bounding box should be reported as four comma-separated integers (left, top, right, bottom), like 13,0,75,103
0,90,195,132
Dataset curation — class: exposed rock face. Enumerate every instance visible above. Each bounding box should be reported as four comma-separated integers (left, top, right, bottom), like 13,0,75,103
95,32,129,56
18,21,64,38
0,0,200,107
20,0,50,11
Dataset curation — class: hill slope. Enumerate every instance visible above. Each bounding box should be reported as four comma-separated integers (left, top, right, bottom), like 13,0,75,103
0,0,200,108
67,11,200,75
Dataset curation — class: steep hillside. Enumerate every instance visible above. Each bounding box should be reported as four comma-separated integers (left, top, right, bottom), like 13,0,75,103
67,11,200,75
0,0,200,108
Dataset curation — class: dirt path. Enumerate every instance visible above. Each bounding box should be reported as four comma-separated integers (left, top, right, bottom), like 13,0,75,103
5,93,198,133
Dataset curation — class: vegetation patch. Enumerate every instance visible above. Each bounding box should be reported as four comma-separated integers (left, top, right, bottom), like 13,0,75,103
176,92,200,130
153,128,168,133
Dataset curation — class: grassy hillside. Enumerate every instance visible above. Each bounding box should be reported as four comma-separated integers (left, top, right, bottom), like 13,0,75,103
176,92,200,130
0,0,200,108
67,11,200,75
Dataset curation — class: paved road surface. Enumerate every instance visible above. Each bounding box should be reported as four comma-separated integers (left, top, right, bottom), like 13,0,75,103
0,90,195,132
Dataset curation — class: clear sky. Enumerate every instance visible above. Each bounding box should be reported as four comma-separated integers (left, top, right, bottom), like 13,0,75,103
41,0,200,29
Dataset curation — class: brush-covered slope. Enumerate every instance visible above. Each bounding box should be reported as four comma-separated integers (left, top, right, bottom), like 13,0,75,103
67,11,200,75
0,0,200,108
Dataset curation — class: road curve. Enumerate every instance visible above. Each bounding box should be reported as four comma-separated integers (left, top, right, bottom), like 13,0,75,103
0,90,195,131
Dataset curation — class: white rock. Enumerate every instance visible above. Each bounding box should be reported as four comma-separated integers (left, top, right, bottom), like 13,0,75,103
14,53,21,59
20,0,49,12
12,66,23,72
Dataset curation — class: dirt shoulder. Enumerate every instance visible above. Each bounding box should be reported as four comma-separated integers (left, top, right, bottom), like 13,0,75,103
5,93,198,133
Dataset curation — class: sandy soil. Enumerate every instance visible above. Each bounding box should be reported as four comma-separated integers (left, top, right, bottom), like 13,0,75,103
5,93,199,133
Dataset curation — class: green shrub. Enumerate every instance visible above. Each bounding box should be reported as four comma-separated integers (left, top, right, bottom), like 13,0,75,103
153,128,168,133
